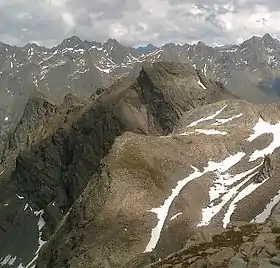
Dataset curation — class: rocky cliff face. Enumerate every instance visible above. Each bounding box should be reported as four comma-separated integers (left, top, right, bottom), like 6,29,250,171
32,98,280,268
0,62,234,268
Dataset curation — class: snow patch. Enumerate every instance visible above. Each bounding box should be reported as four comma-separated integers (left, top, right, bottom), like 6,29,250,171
198,164,262,227
247,118,280,161
195,129,227,135
0,255,17,266
25,210,47,268
188,105,227,127
74,48,85,53
252,190,280,223
198,80,207,89
33,78,38,88
179,131,194,136
144,152,245,252
170,212,182,221
95,65,111,73
203,63,207,75
212,113,243,125
223,170,269,227
16,194,24,200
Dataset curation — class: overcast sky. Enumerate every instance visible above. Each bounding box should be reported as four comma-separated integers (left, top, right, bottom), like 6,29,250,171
0,0,279,48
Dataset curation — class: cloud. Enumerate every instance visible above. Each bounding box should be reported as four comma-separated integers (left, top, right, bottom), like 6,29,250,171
1,0,280,47
62,12,75,27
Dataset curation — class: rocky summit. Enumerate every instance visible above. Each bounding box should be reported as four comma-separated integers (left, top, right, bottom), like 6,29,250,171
1,60,280,268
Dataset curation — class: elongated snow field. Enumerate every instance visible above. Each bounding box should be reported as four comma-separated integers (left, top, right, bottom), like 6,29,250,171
145,109,280,252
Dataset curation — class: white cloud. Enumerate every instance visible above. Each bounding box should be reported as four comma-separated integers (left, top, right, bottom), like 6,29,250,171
49,0,68,7
1,0,280,47
62,12,75,27
217,4,280,42
109,23,129,39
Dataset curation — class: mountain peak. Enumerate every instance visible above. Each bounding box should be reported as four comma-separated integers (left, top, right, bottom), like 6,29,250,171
137,43,158,53
261,33,280,49
243,35,261,44
197,41,206,46
23,42,40,49
105,38,120,46
60,36,84,47
147,43,156,48
262,33,274,42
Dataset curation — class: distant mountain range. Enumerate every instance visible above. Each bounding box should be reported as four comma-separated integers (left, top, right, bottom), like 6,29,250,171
2,33,280,134
136,43,158,53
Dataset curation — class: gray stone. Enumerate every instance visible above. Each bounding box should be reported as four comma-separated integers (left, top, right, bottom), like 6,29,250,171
233,227,241,232
228,256,247,268
262,226,272,233
254,233,277,248
242,236,249,242
207,247,235,267
238,242,253,259
251,233,278,258
173,265,182,268
271,254,280,266
271,215,280,233
227,221,252,229
205,248,218,254
265,243,277,256
193,230,213,244
184,239,196,250
248,258,280,268
188,259,208,268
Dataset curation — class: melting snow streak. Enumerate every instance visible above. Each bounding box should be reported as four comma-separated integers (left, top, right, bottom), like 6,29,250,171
25,210,47,268
195,129,227,135
188,105,227,127
170,212,182,221
144,152,245,252
198,80,207,89
252,190,280,223
144,165,202,252
223,169,268,228
212,113,243,125
247,118,280,162
16,194,24,200
0,255,17,266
